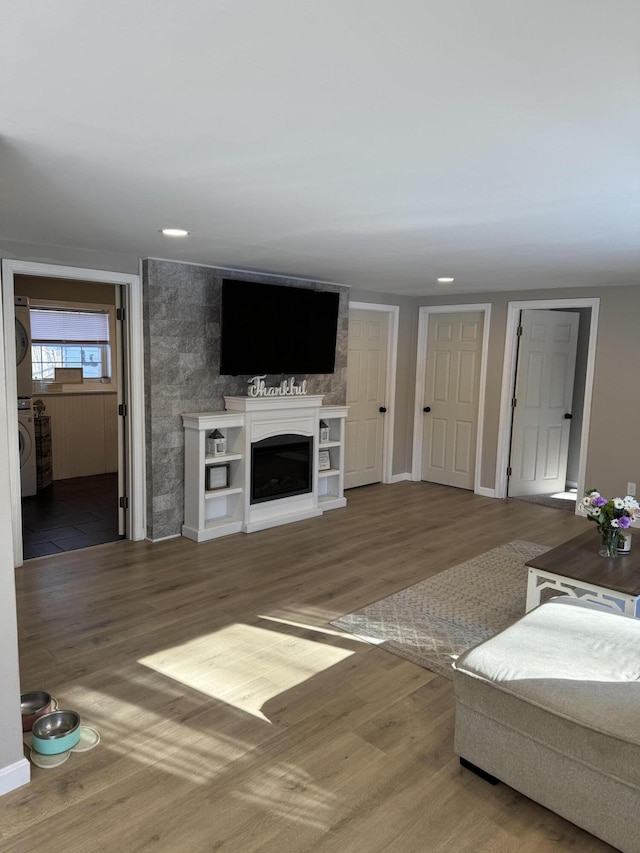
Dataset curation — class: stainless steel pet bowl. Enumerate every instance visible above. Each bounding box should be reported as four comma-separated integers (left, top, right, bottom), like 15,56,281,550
20,690,53,732
31,710,81,754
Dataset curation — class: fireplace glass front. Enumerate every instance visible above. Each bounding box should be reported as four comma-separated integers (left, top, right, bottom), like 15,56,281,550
251,434,313,504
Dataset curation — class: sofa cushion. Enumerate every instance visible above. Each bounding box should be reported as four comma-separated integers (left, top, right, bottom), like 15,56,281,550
453,597,640,789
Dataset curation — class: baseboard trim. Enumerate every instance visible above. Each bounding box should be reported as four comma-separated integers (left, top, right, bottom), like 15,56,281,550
0,758,30,797
243,508,323,534
146,533,182,543
389,473,411,483
475,486,496,498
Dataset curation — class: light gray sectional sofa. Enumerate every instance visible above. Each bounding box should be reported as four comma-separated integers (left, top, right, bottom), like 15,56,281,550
453,597,640,853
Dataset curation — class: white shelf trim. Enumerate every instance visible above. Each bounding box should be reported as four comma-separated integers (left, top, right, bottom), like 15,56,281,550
204,486,243,499
205,453,243,463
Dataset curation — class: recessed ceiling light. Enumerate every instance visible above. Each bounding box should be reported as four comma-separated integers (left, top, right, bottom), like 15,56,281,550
160,228,190,237
437,277,455,283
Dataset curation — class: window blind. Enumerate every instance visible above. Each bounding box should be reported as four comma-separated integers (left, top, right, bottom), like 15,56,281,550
30,309,109,344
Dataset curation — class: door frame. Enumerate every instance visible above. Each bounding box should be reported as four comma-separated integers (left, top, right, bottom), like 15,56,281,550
411,303,492,494
495,297,600,500
1,259,146,565
347,301,399,484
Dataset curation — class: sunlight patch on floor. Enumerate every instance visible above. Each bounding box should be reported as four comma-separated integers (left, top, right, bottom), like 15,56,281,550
66,687,252,784
139,623,353,722
550,490,578,501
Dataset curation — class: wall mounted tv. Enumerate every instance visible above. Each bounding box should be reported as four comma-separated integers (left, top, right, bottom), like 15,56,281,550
220,279,340,375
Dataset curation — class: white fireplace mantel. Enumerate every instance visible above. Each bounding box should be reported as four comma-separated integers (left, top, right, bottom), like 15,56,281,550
225,394,325,447
224,394,326,412
182,396,348,542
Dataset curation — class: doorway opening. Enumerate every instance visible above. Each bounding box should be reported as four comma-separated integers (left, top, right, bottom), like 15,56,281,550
496,298,599,506
16,276,123,557
2,259,146,565
16,276,125,557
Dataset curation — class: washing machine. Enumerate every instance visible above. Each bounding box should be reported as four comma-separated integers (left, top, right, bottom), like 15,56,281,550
15,295,33,399
18,399,37,497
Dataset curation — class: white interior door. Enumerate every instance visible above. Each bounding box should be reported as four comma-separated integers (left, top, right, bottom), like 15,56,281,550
509,309,579,496
421,311,483,489
114,285,126,536
345,309,388,489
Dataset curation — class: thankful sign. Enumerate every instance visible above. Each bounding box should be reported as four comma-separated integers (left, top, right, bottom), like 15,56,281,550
247,375,308,397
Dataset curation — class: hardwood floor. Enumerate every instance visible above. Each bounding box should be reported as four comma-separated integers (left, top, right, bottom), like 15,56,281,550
2,482,616,852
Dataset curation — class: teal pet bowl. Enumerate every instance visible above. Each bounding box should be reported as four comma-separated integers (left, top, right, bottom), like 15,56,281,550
31,710,81,755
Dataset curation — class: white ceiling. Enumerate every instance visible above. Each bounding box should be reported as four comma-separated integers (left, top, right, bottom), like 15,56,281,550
2,1,639,295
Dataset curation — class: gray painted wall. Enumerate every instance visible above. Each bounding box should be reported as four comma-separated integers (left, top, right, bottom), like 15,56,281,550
143,259,350,540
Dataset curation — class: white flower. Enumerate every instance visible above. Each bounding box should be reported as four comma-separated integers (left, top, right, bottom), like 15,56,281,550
611,519,620,527
624,496,639,510
613,498,625,509
589,506,602,517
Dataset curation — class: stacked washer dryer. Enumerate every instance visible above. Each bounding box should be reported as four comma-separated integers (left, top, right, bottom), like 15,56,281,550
16,296,37,497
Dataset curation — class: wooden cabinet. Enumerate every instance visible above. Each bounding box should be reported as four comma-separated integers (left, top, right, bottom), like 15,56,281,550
34,415,52,490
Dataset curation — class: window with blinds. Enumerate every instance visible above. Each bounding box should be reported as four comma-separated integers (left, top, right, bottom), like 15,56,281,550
30,307,112,381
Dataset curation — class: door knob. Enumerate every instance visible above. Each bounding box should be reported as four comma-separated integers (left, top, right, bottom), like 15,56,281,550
379,406,387,413
563,413,573,419
423,406,431,413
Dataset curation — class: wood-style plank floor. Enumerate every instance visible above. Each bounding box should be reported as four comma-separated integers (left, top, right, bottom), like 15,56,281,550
2,482,616,852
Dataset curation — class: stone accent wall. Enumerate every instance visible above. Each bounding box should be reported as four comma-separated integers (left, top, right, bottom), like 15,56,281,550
142,259,349,540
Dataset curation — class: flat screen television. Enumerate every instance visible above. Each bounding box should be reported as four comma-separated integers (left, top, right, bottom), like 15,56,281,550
220,279,339,375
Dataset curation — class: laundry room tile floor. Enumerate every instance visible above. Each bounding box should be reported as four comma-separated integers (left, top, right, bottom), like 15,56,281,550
21,473,123,558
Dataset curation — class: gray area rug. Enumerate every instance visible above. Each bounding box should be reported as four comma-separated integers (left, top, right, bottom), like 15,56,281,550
331,540,549,680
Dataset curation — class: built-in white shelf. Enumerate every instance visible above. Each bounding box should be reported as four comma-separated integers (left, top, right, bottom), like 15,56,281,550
182,399,348,542
205,452,243,464
204,486,243,500
315,405,347,512
318,468,341,478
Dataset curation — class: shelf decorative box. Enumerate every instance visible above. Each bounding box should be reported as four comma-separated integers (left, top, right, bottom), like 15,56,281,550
318,449,331,471
207,429,227,455
206,464,229,491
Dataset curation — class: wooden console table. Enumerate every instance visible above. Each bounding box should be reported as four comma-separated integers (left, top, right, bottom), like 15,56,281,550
525,529,640,617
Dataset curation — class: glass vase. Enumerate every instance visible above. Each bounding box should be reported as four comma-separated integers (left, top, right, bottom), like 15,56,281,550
598,526,620,558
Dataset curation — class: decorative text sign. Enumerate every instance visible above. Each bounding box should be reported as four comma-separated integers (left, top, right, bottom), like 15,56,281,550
248,375,308,397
